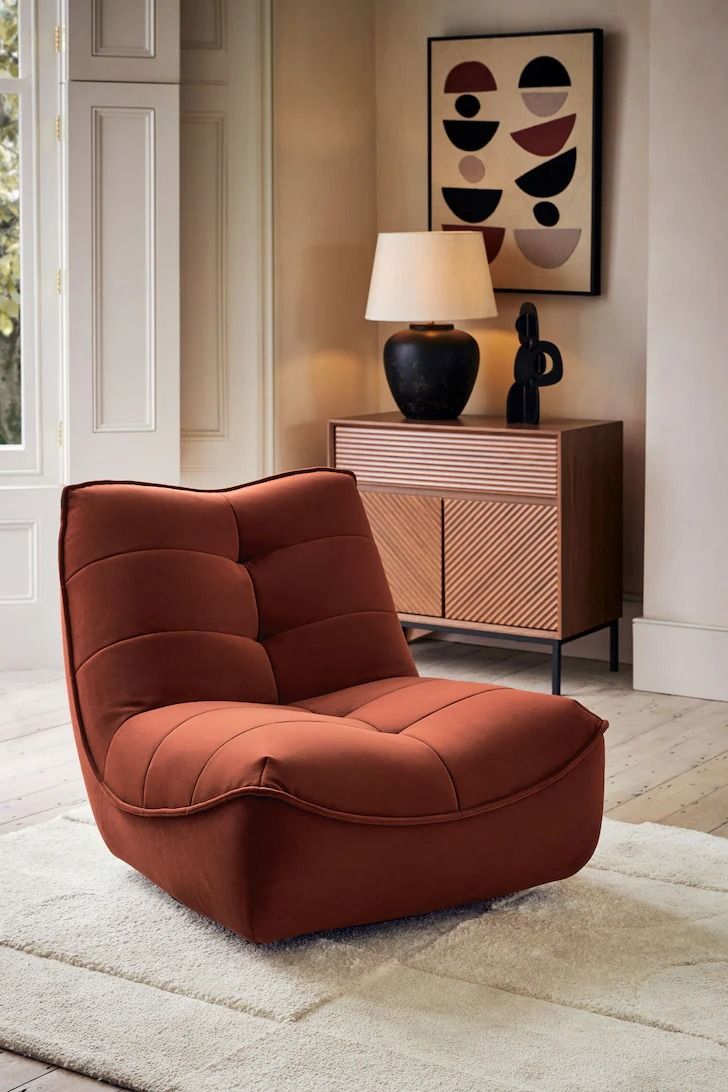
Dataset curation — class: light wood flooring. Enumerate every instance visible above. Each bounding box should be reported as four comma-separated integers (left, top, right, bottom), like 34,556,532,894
1,642,727,1091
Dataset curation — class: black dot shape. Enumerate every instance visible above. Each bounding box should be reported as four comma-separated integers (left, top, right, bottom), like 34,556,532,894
533,201,560,226
515,148,576,198
442,119,499,152
441,187,503,224
519,55,571,88
455,94,480,118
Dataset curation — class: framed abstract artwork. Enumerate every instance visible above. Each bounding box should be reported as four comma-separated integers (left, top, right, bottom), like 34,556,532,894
428,29,603,295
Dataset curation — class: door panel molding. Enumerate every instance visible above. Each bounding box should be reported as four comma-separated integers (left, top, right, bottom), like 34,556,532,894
180,110,227,440
91,105,156,433
63,0,180,83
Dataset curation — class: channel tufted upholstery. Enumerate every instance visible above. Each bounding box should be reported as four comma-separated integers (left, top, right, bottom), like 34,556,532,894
60,469,607,943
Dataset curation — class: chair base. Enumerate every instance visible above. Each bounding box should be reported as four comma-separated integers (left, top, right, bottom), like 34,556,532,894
89,735,604,944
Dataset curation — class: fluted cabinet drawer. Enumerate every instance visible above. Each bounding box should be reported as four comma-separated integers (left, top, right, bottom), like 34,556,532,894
361,491,443,617
335,426,558,497
444,498,559,632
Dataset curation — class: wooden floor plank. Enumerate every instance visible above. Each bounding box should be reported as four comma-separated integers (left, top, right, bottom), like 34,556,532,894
604,746,728,814
606,751,728,822
0,778,88,827
0,1051,54,1092
0,759,81,802
660,782,728,832
0,1052,126,1092
605,712,728,784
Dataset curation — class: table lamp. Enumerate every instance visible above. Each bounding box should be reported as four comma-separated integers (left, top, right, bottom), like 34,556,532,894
365,230,497,420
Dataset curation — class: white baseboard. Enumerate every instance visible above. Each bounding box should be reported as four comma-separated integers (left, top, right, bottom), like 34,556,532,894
633,616,728,702
434,598,640,665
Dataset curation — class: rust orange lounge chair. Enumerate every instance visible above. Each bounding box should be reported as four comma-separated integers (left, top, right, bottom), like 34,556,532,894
59,469,606,943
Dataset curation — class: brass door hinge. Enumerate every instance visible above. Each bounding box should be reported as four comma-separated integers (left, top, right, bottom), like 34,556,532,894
54,24,65,53
55,114,62,142
55,269,62,295
57,421,64,448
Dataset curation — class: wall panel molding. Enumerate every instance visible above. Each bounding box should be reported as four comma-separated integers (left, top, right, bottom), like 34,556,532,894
0,521,38,604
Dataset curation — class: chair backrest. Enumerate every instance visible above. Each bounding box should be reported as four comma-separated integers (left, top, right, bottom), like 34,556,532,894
59,469,416,774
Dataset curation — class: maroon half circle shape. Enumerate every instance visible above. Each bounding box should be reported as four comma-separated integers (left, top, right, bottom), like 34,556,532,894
443,223,505,264
444,61,497,93
511,113,576,157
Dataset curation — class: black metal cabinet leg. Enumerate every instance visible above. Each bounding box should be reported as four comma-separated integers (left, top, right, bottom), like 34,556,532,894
609,620,619,672
551,642,562,695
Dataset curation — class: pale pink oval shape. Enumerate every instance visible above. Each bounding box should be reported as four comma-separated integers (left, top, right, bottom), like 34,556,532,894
458,155,486,183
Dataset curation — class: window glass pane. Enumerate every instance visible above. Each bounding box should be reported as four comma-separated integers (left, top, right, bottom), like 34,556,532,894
0,1,18,79
0,91,19,445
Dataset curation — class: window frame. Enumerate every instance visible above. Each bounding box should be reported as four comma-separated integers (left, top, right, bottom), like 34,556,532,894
0,0,59,478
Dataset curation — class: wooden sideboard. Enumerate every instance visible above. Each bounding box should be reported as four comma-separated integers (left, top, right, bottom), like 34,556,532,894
329,413,623,694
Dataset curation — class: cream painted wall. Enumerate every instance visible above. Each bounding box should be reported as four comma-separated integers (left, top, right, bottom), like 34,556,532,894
273,0,379,470
373,0,649,598
633,0,728,700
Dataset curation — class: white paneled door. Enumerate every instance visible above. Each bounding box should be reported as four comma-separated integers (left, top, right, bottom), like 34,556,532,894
63,79,180,484
180,0,273,487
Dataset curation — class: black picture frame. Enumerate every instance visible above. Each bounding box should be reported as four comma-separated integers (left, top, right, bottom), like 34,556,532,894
428,29,603,296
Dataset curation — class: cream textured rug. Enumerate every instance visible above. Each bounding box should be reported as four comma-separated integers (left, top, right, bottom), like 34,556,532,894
1,809,727,1092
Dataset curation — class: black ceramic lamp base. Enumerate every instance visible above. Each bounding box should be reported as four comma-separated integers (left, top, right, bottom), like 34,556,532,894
383,324,479,420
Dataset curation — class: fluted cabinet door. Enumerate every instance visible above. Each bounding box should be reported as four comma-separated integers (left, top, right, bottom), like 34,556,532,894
361,492,443,618
444,498,559,632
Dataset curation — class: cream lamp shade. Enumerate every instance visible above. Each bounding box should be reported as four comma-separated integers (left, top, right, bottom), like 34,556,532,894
366,230,497,323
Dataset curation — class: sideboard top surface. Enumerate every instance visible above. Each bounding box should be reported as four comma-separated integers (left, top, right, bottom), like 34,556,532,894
330,413,619,435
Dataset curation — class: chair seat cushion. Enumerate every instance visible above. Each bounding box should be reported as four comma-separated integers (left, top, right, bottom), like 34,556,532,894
103,678,605,823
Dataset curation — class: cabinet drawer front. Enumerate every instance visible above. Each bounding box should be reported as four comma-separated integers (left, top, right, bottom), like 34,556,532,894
361,491,442,617
335,426,558,497
445,498,559,632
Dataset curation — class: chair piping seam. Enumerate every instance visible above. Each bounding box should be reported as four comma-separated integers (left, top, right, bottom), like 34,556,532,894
405,734,461,811
65,545,240,582
65,535,375,583
295,676,421,712
185,717,364,807
137,705,238,805
262,609,397,644
400,687,506,731
75,629,262,674
242,560,280,701
347,682,502,732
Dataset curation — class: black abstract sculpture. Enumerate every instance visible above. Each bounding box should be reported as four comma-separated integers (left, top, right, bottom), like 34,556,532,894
506,302,563,425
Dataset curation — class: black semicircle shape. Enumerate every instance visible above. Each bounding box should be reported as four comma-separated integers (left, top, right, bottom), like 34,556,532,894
515,148,576,198
519,55,571,88
442,187,503,224
443,119,499,151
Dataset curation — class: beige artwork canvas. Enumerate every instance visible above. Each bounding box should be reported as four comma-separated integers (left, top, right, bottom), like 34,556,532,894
429,30,602,295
